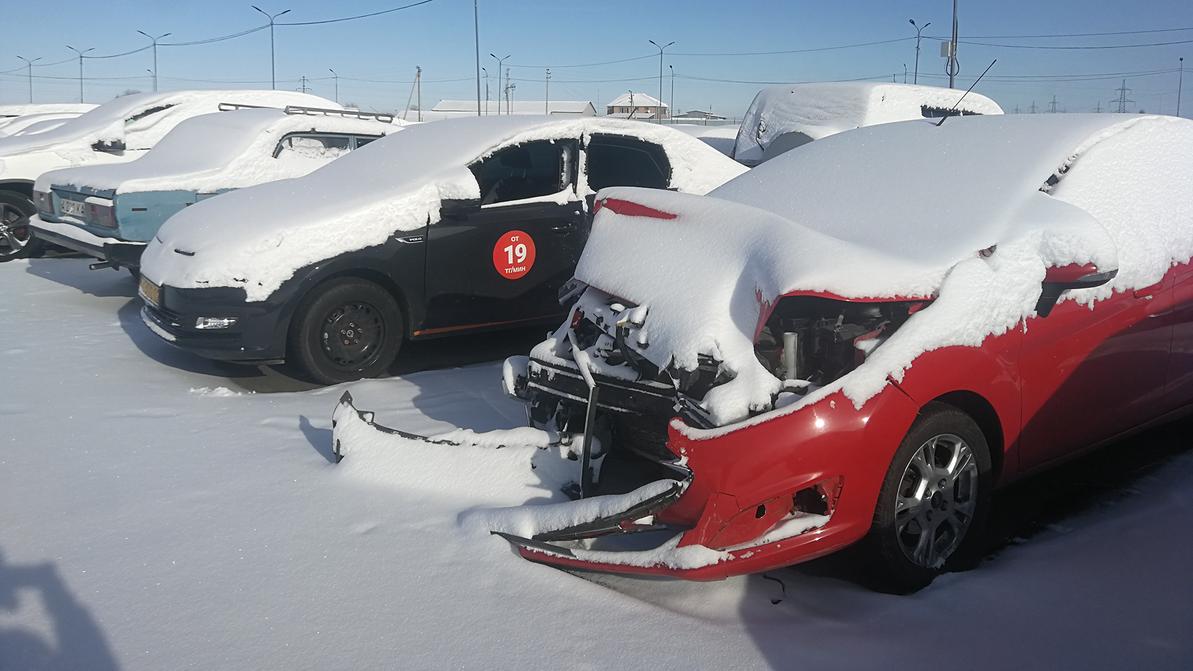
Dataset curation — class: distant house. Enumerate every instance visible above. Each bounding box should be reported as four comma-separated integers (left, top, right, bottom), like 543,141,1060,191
671,109,727,122
605,92,668,119
425,99,596,119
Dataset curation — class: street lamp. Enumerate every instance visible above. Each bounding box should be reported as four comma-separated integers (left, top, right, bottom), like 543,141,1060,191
251,5,291,90
137,30,171,93
490,53,510,114
482,66,490,114
16,55,41,103
545,68,551,115
328,68,339,104
669,64,675,118
1179,57,1185,118
65,45,94,103
648,39,675,121
908,19,930,85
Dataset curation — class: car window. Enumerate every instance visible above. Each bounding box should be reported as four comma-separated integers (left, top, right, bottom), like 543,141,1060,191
125,104,176,124
275,133,353,159
585,134,671,191
354,136,377,148
470,140,571,206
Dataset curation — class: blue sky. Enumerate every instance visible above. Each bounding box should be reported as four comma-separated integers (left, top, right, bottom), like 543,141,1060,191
2,0,1191,117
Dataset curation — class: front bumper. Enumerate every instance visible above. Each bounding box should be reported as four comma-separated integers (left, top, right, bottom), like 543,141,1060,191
507,355,923,580
139,283,289,363
29,215,145,268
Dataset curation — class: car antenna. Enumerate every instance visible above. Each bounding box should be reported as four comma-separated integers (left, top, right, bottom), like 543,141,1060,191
937,59,997,127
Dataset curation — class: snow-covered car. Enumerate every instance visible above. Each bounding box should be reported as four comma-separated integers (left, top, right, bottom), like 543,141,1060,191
0,112,91,139
733,82,1002,166
0,104,95,135
454,113,1192,591
29,106,401,273
137,116,747,384
0,90,338,263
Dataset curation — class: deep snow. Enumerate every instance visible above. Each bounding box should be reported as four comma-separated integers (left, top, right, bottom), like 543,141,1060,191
1,258,1191,670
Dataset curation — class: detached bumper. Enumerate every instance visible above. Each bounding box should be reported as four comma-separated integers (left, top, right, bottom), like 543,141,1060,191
29,215,145,267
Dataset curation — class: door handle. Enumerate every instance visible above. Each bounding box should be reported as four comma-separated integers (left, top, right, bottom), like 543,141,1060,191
550,223,576,234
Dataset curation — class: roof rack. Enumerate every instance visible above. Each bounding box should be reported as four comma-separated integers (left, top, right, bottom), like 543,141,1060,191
218,102,275,112
283,105,395,124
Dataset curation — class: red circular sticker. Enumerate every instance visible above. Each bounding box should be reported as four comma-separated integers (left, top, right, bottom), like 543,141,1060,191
493,230,536,280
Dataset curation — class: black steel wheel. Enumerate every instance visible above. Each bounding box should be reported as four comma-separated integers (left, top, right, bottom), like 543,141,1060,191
289,277,403,385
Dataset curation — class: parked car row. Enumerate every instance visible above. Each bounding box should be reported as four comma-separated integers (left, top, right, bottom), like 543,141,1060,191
14,82,1186,594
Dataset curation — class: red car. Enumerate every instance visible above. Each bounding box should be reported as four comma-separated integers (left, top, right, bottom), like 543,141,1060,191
338,113,1193,592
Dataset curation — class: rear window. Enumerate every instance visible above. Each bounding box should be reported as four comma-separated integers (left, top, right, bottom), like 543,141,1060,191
585,134,670,191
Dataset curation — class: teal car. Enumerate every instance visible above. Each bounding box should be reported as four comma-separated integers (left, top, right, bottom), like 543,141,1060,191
30,105,400,271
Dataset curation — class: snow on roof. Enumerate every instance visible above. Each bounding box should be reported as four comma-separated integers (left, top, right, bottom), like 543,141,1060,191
0,103,96,118
0,112,82,138
607,92,666,108
433,100,595,115
35,108,402,195
574,113,1193,427
733,82,1003,165
0,91,337,158
140,115,746,300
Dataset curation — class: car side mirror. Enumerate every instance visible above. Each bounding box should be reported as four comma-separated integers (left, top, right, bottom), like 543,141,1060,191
1035,263,1117,317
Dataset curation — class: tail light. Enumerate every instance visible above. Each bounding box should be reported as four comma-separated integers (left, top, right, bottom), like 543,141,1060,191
87,201,117,228
33,190,52,216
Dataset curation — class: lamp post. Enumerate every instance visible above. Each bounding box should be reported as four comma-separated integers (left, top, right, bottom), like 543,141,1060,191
65,45,94,103
328,68,338,104
545,68,551,115
908,19,930,85
474,0,481,116
648,39,675,121
251,5,291,90
482,67,490,114
16,55,40,103
489,53,509,114
137,30,171,92
1179,57,1185,118
946,0,960,88
669,64,675,117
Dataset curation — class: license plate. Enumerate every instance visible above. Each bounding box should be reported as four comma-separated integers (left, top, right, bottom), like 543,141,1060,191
60,199,86,217
139,277,161,307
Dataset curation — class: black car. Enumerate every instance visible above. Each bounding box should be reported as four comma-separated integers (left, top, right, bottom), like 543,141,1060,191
137,116,746,383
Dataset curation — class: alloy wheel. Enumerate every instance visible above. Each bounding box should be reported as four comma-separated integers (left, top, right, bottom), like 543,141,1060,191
0,202,31,258
894,433,979,569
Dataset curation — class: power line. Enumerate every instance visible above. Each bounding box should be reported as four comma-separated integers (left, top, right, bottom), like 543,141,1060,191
945,26,1193,39
276,0,437,26
672,37,911,57
957,37,1193,50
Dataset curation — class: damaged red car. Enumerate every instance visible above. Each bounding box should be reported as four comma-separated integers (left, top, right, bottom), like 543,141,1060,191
339,113,1193,592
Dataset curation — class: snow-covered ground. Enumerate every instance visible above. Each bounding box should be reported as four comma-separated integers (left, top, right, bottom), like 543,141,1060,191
2,257,1191,670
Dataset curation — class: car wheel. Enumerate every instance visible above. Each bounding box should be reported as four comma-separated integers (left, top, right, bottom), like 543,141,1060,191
289,278,403,385
0,192,44,262
866,403,992,593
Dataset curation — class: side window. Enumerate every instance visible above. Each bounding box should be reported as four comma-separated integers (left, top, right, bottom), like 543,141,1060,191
354,136,379,148
469,140,572,206
585,135,671,191
274,134,353,159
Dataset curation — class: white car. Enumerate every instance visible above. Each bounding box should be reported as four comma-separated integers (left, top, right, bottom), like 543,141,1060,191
0,103,96,136
733,82,1003,165
29,106,402,274
0,90,338,262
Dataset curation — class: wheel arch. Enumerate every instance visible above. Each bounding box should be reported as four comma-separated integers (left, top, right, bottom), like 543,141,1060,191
282,266,413,340
0,181,35,199
925,390,1005,483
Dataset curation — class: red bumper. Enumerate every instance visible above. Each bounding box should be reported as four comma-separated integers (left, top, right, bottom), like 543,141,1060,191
507,385,921,580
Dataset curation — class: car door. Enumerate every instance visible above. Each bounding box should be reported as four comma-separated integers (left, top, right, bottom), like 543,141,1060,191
581,133,672,211
1018,273,1174,471
1164,262,1193,403
420,139,584,335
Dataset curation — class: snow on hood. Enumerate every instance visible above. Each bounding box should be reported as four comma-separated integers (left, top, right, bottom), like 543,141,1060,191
0,103,96,119
576,113,1193,428
0,90,336,159
34,108,404,195
733,82,1003,165
140,116,746,300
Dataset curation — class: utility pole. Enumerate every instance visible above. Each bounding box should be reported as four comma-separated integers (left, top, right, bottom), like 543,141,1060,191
328,68,338,104
649,39,675,121
544,68,550,115
65,45,94,103
489,53,510,114
908,19,930,84
945,0,960,88
416,66,422,122
1113,79,1134,113
16,55,40,103
1013,104,1020,114
474,0,481,116
1178,57,1188,117
1095,101,1102,113
505,68,514,114
251,5,291,90
1049,95,1058,113
669,64,675,117
1029,100,1037,114
137,30,171,93
482,67,490,114
298,75,309,93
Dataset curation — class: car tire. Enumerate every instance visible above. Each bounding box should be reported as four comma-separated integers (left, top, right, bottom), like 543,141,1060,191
0,191,44,262
288,277,403,385
865,403,993,593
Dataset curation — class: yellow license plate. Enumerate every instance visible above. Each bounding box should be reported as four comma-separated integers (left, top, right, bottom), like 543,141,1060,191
139,277,161,307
